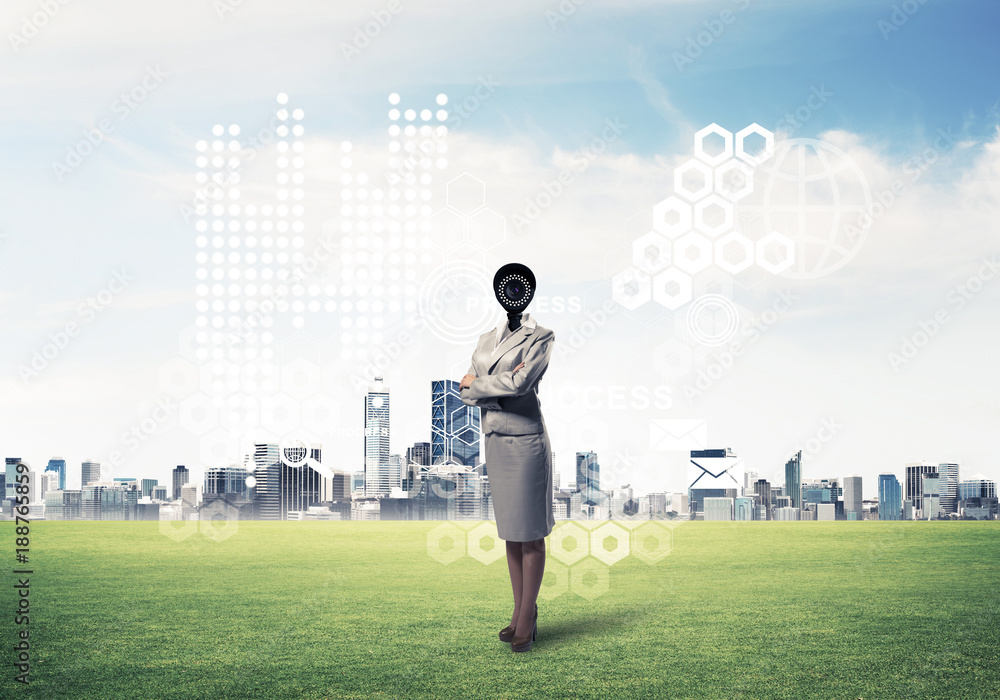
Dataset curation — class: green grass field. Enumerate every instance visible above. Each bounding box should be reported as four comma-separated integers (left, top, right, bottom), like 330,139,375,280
2,519,998,699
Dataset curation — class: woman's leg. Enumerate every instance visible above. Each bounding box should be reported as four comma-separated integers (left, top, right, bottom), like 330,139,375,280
515,537,545,637
505,539,524,628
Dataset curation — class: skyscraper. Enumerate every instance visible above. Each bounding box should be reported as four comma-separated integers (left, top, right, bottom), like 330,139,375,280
3,457,21,500
82,459,102,487
46,458,67,490
364,377,390,497
937,463,959,514
843,475,863,521
754,479,771,520
431,379,481,467
248,443,281,520
959,478,997,501
784,450,802,510
878,473,902,521
904,462,937,514
921,473,940,519
172,465,189,500
576,452,600,509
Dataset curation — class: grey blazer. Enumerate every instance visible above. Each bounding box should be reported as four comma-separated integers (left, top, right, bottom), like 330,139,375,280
460,313,555,436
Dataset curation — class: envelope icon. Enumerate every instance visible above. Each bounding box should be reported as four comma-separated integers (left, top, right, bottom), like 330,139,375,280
649,419,708,452
687,451,744,491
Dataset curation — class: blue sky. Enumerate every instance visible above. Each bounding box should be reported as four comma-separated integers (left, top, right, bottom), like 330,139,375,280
1,0,998,499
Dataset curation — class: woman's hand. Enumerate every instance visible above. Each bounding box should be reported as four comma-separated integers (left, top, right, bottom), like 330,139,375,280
513,361,525,374
459,373,476,390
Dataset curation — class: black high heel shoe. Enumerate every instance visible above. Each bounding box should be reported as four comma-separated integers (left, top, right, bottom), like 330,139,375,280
511,604,538,652
499,603,535,642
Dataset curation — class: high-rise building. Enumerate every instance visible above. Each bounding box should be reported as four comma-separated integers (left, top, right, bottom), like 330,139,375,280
843,475,863,521
784,450,802,510
364,377,390,496
575,452,600,509
431,379,481,467
959,478,997,501
878,473,902,520
937,463,959,514
204,466,250,499
46,458,67,490
140,478,158,499
734,496,756,521
406,442,431,467
704,497,734,521
172,465,190,500
905,462,937,514
40,471,59,497
921,474,940,519
81,459,102,487
279,442,328,518
754,479,771,520
4,457,23,501
248,444,281,520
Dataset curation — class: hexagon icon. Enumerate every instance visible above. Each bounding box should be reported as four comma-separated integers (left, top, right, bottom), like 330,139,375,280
632,231,672,274
652,267,692,310
569,558,610,600
159,516,198,542
549,521,590,566
158,357,200,400
735,123,775,166
673,159,714,202
178,393,220,436
755,232,795,274
651,196,692,238
714,159,754,201
199,427,238,467
427,208,465,251
611,266,651,310
672,233,713,275
427,522,466,565
199,499,240,542
446,173,485,215
467,521,505,565
300,393,341,436
259,393,302,436
280,358,321,399
589,522,631,566
694,124,734,167
693,194,734,238
539,559,570,601
466,208,505,250
632,521,674,564
714,232,755,274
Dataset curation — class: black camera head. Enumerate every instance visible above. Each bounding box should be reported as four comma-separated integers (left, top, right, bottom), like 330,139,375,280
493,263,535,314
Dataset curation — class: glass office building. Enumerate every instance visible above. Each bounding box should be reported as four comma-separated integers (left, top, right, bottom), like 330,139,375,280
431,379,481,467
878,473,902,520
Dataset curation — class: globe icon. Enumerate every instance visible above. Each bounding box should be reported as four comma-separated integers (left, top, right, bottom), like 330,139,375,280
744,138,872,279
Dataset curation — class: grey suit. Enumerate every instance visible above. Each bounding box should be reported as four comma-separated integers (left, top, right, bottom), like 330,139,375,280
461,313,555,541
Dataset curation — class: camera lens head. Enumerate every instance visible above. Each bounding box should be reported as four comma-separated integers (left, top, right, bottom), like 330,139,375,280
493,263,535,312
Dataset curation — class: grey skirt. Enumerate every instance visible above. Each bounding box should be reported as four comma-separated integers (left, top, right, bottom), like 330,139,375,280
485,430,555,542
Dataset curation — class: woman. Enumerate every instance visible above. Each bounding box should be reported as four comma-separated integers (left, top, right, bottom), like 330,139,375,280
460,288,556,653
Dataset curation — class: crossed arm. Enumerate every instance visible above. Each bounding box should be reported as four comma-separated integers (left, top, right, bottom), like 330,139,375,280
459,329,555,405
